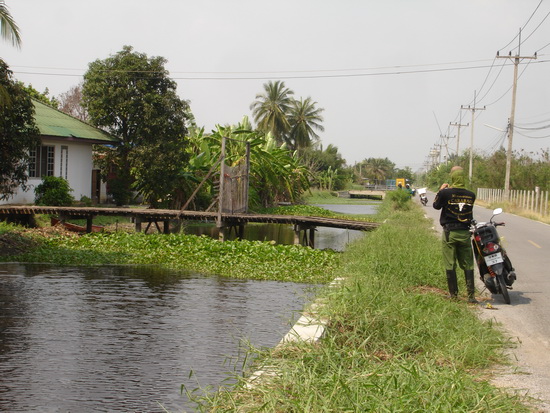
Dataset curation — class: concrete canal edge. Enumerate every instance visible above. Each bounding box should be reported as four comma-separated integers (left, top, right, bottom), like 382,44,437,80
245,277,345,388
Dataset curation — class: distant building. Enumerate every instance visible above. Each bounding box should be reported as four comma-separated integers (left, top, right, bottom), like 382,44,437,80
1,99,119,205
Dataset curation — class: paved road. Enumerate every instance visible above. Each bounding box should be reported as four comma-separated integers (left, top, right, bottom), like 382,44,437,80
420,191,550,411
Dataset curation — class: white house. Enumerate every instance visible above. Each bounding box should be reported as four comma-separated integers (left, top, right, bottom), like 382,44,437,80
1,99,119,205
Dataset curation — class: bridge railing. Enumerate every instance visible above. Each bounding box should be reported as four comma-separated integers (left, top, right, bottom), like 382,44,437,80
477,187,549,216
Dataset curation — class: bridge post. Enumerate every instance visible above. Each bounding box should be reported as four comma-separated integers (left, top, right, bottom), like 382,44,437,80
219,223,246,241
293,224,316,248
135,216,142,233
86,217,93,233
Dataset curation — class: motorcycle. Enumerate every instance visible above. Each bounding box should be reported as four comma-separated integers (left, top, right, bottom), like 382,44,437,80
418,188,428,206
419,193,428,206
471,208,516,304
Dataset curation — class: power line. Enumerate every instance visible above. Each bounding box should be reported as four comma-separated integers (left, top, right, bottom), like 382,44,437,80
519,10,550,48
515,130,550,138
499,0,544,52
483,59,536,107
9,58,499,75
11,59,550,81
475,59,508,105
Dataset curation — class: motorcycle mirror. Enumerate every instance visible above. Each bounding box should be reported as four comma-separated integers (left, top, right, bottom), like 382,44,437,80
492,208,503,216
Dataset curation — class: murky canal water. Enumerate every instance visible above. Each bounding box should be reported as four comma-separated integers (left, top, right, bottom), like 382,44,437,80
0,203,378,412
186,203,379,251
0,264,316,412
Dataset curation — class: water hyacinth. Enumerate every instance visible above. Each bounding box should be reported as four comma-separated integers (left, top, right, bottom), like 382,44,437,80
3,231,339,284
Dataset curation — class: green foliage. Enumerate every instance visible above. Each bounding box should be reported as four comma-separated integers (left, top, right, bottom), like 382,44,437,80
0,1,21,48
34,176,74,206
358,157,396,184
384,188,412,211
0,59,41,200
78,196,92,207
250,80,326,152
20,83,59,108
1,230,338,284
424,149,550,192
196,202,529,412
184,117,311,209
82,45,191,208
301,144,350,191
287,96,325,151
250,80,294,146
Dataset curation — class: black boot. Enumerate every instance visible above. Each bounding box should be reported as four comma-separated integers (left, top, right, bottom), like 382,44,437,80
446,270,458,299
465,270,478,303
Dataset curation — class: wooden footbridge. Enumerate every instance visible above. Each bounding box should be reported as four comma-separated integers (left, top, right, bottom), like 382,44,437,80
0,205,379,248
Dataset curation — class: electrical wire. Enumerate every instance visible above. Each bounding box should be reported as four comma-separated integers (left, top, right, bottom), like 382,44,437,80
535,40,550,53
476,59,508,105
498,0,543,53
515,130,550,138
514,123,550,130
519,10,550,48
483,59,536,107
17,59,550,81
9,58,498,76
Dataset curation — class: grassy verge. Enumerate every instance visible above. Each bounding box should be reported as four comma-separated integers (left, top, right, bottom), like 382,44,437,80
300,188,381,205
191,198,532,412
476,199,550,225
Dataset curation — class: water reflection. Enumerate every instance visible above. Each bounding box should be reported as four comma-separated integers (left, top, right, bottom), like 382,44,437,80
185,203,379,251
0,264,316,412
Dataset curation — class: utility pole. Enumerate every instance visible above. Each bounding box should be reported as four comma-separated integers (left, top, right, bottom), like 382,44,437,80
440,133,454,162
461,91,485,183
496,29,537,200
449,111,469,156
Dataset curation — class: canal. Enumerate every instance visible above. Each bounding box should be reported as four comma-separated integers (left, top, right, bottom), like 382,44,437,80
0,203,378,412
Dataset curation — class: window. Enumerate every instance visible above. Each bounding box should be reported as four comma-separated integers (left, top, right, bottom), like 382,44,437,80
60,146,68,179
29,145,55,178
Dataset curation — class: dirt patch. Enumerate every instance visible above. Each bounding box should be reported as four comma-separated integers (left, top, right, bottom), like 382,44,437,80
0,224,79,256
0,232,37,256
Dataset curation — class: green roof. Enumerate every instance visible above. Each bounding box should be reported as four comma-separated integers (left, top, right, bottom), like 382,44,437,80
32,99,119,144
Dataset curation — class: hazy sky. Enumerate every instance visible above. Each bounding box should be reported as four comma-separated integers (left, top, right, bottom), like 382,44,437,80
3,0,550,170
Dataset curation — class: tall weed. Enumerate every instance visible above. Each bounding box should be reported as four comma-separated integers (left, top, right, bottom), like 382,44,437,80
198,202,531,412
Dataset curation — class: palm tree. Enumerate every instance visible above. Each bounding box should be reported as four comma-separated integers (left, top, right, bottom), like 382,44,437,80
288,97,325,152
0,1,21,106
0,1,21,48
249,80,294,146
363,157,395,183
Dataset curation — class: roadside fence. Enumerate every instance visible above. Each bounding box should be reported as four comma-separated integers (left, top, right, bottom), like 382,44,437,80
477,187,549,216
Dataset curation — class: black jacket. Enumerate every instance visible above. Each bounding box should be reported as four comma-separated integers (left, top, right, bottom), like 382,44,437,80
433,187,476,230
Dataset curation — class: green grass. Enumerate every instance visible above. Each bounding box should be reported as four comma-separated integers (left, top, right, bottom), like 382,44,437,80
189,199,532,412
301,188,381,205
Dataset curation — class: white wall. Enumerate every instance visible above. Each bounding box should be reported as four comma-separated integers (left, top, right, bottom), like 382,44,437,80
0,138,93,205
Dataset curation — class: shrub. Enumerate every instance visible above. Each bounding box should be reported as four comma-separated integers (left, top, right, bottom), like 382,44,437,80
34,176,74,206
385,189,412,211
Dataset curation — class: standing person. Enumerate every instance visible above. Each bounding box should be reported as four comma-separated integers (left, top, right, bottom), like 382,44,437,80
433,166,477,303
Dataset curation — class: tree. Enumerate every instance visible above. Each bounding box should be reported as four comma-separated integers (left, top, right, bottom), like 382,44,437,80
82,46,191,207
58,83,88,121
0,59,40,200
393,166,414,183
20,83,59,108
288,97,324,152
301,144,349,190
362,157,395,183
0,0,21,48
250,80,294,146
0,1,21,105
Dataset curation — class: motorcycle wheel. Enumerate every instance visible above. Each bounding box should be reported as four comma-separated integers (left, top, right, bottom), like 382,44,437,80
496,272,511,304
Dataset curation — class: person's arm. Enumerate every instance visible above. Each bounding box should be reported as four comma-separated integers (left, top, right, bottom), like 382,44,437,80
432,185,448,210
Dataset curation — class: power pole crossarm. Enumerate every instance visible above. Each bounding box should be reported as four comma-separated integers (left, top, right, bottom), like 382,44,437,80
449,120,469,155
